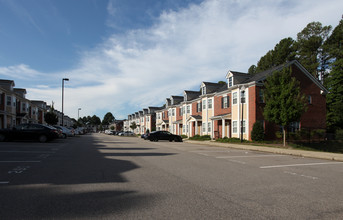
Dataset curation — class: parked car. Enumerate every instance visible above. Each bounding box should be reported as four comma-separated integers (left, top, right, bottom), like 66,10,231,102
141,132,150,140
119,131,135,136
75,127,85,135
147,131,183,142
54,125,73,138
0,123,60,143
108,130,118,135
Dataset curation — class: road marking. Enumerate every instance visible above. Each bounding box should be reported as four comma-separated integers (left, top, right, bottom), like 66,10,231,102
0,181,9,184
217,155,286,159
284,171,318,180
228,159,246,164
0,161,41,163
260,162,343,169
191,150,231,153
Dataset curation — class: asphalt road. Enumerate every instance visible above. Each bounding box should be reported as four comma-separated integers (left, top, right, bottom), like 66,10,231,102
1,133,343,219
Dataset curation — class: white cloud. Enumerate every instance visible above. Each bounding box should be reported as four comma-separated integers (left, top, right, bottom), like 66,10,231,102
3,0,343,119
0,64,43,80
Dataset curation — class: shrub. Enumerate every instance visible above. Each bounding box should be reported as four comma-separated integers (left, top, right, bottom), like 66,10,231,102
216,137,244,143
189,135,211,141
181,135,188,139
251,121,265,141
336,129,343,140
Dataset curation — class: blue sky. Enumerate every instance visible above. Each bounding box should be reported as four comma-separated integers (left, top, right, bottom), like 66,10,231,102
0,0,342,120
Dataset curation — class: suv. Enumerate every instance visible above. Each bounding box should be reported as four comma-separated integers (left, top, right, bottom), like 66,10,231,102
147,131,183,142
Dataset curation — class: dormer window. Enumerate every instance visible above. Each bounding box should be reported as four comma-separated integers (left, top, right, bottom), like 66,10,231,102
201,86,206,95
184,94,187,101
228,76,233,87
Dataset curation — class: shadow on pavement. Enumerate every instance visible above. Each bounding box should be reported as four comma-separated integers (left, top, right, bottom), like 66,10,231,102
0,134,171,219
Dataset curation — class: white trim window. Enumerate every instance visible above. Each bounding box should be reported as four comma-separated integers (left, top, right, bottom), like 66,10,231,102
187,105,190,114
202,123,206,133
233,92,238,105
228,76,233,87
201,86,206,95
232,121,238,133
208,99,212,109
203,100,206,110
208,122,211,132
242,120,246,134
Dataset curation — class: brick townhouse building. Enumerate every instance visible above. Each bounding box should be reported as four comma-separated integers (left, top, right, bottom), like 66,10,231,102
126,60,327,140
0,79,74,129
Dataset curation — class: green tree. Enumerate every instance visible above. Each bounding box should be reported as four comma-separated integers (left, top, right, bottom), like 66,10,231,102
254,38,297,73
251,121,265,141
273,37,297,65
248,65,257,75
324,17,343,130
90,115,101,126
45,112,58,125
296,21,332,78
263,66,307,146
102,112,115,126
130,122,137,131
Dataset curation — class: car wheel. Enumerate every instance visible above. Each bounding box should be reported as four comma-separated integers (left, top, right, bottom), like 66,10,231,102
39,135,48,143
169,139,173,142
154,138,159,142
0,134,5,142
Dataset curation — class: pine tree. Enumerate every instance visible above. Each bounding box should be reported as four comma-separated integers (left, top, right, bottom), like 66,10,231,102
324,17,343,130
296,21,332,78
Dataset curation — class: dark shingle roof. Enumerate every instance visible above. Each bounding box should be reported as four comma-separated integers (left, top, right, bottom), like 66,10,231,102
184,90,201,101
171,96,184,105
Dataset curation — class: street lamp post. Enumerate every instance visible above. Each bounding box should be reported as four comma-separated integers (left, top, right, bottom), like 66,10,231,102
240,85,246,143
62,78,69,126
78,108,81,120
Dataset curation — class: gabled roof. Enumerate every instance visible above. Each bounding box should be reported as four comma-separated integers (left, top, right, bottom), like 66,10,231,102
0,79,15,91
14,88,27,99
170,96,183,105
226,71,251,85
201,82,226,94
243,60,328,93
187,115,202,122
147,106,163,114
184,90,201,101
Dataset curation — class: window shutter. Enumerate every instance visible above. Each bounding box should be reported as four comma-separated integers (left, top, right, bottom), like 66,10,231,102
221,97,224,108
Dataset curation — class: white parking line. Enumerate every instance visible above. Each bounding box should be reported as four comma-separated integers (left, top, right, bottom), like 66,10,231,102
228,159,246,164
217,155,286,159
284,171,318,180
0,161,41,163
191,150,231,153
260,162,343,169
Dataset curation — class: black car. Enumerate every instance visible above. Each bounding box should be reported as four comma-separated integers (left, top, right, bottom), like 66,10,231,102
0,123,60,143
147,131,183,142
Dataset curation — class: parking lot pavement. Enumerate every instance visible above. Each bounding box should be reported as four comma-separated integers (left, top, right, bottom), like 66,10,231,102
162,140,343,182
0,140,66,185
184,140,343,161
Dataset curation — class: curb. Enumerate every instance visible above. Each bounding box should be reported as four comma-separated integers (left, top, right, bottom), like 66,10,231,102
184,140,343,162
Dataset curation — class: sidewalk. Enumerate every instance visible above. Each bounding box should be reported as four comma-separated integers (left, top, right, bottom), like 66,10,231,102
184,140,343,162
